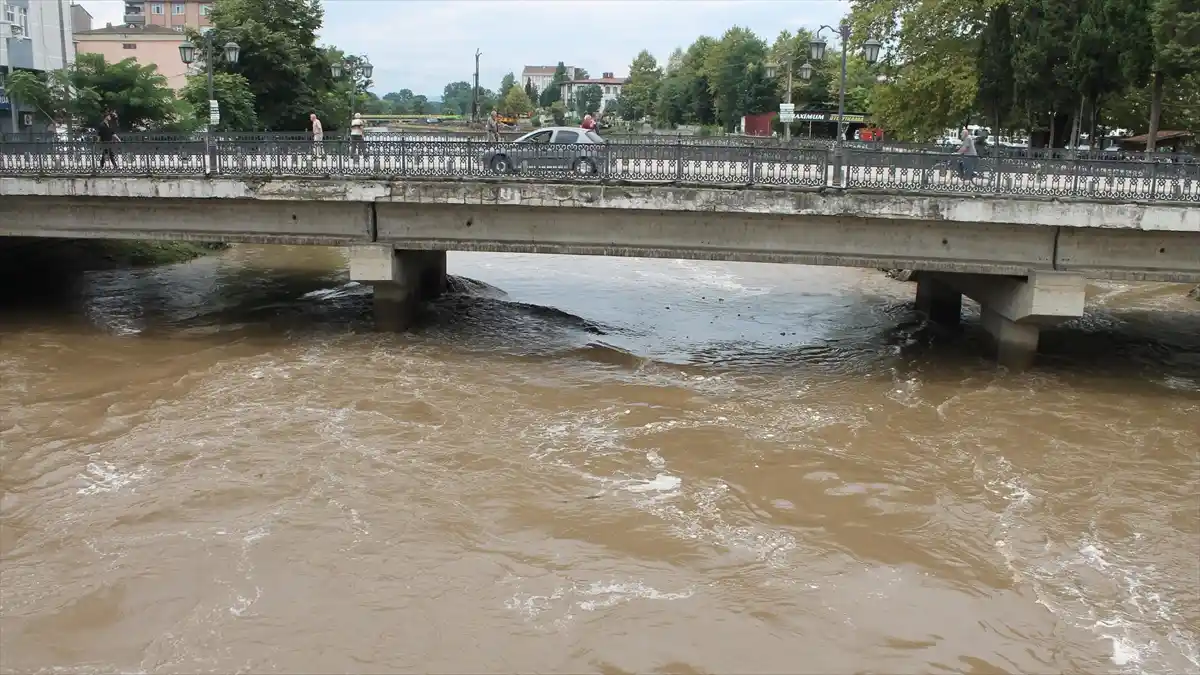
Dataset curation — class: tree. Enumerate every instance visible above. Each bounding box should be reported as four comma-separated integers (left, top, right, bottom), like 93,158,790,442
703,27,770,131
651,36,718,127
572,84,603,117
977,4,1016,137
410,95,429,114
501,85,535,116
442,81,474,116
524,79,538,104
1145,0,1200,151
5,53,179,130
180,71,259,131
477,88,498,116
539,61,570,107
549,101,568,125
383,89,415,113
499,71,517,98
621,50,662,121
848,0,989,140
199,0,330,130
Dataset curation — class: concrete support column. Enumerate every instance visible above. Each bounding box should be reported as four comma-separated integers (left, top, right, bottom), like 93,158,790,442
928,270,1087,369
347,245,447,331
981,307,1042,370
915,275,963,327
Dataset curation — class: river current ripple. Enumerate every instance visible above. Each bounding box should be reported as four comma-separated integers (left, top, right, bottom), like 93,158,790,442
1,246,1197,674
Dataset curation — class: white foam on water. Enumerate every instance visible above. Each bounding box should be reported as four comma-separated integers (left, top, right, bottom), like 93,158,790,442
76,462,146,496
504,577,695,626
982,456,1199,674
300,281,364,301
526,409,802,569
228,585,262,617
621,473,682,493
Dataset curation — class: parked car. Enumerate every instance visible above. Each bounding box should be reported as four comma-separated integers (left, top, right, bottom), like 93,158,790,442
480,126,607,175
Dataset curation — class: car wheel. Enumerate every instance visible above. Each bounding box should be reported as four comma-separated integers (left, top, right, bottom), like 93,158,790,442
573,157,597,175
490,155,512,173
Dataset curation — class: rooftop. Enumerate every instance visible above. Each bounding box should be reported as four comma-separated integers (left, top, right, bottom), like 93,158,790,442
75,23,183,36
522,65,571,76
564,72,627,86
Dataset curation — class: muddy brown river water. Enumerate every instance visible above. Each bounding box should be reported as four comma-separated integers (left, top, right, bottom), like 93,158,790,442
1,246,1197,674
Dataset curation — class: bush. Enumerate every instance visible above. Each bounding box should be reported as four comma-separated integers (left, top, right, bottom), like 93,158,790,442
531,118,541,128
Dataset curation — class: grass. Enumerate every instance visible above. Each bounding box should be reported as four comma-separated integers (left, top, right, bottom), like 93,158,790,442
0,238,228,280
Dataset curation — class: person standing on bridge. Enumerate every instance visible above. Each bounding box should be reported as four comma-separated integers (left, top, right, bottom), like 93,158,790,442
350,112,365,155
97,112,120,169
486,110,500,142
310,113,324,157
956,128,978,181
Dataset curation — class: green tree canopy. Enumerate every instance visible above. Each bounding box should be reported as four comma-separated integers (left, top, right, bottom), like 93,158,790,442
499,72,517,98
442,81,474,116
538,62,570,107
620,50,662,121
501,85,535,116
4,53,178,130
199,0,330,130
572,84,603,117
180,71,259,131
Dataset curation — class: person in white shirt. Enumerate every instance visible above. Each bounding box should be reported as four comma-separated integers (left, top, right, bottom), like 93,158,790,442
310,112,324,156
350,112,364,155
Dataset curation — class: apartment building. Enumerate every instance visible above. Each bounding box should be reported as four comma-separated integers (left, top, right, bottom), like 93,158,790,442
123,0,212,31
74,23,188,90
0,0,75,132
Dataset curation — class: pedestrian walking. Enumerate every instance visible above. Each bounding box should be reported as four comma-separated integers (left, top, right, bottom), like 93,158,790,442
310,112,324,156
956,127,978,180
97,112,120,169
486,110,500,142
350,112,365,156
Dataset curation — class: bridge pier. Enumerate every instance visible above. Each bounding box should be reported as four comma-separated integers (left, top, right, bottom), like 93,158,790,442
922,271,1087,369
348,245,446,331
915,275,963,327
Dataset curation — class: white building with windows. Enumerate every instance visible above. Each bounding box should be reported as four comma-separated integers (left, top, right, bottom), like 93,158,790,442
520,64,576,96
1,0,75,133
560,72,626,113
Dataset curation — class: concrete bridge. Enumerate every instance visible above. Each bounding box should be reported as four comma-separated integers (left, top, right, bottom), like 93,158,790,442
3,171,1197,369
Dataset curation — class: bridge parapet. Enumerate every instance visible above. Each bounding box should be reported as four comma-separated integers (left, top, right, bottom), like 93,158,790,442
0,138,1196,204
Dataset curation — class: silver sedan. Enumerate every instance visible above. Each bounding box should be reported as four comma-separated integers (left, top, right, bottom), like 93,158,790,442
480,127,608,175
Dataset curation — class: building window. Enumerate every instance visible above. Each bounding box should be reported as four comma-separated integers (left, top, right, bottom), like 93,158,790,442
172,3,185,14
200,4,212,15
123,43,137,49
151,3,164,14
8,6,28,33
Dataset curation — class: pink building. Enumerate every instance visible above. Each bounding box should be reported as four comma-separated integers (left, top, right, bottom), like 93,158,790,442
122,0,212,31
73,24,189,91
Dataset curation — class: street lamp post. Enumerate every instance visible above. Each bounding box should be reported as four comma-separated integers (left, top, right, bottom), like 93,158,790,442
179,30,239,171
331,56,373,136
802,19,881,182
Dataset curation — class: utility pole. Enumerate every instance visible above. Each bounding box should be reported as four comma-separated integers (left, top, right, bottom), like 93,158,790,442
471,49,481,124
57,0,70,137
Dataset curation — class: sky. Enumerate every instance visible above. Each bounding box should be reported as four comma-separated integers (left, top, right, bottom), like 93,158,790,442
76,0,851,98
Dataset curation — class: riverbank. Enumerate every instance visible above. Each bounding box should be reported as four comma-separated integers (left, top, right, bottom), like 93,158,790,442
1190,285,1199,300
0,238,227,280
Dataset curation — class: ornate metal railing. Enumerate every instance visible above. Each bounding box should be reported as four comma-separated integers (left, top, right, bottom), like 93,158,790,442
0,139,1195,202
